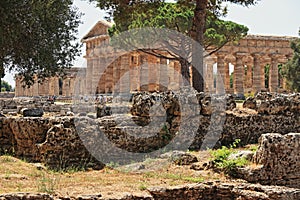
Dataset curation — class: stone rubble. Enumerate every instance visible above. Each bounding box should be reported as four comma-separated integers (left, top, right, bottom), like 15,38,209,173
237,133,300,189
1,182,300,200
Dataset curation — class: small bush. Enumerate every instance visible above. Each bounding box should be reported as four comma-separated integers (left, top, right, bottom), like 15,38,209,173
138,183,148,191
209,139,249,177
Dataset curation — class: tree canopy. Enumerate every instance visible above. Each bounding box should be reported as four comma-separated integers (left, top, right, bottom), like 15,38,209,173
283,35,300,92
1,80,12,92
89,0,259,91
109,2,248,56
0,0,82,86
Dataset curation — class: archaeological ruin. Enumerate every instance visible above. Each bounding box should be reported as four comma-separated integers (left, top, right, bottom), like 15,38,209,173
14,20,297,97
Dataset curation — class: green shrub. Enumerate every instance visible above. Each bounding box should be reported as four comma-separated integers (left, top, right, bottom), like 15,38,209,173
209,139,249,177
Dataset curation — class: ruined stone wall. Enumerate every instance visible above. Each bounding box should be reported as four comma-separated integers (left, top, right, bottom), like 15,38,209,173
0,182,299,200
1,93,300,170
239,133,300,189
0,117,103,170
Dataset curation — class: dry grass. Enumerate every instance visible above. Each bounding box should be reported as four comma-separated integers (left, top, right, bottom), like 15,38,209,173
0,152,225,198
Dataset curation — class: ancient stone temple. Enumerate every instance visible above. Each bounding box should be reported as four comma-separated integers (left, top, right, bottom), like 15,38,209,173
15,68,86,97
15,20,297,97
82,20,296,96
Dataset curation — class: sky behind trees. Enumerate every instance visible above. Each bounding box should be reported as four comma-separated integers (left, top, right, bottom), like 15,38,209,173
3,0,300,86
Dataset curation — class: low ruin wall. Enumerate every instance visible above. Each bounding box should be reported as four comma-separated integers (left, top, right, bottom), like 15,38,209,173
0,182,299,200
239,133,300,189
0,92,300,169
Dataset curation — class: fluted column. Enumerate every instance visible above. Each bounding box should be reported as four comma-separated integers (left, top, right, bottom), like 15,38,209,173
113,57,121,94
252,53,263,93
148,54,158,92
105,56,114,94
159,57,168,91
234,53,246,96
224,61,230,92
129,54,140,92
269,53,279,93
173,61,181,91
15,77,21,97
53,76,60,96
86,58,93,94
120,54,130,93
140,54,149,91
216,53,226,94
204,57,216,93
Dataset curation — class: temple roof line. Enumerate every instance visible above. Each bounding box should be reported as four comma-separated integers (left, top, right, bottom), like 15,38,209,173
81,20,298,42
245,34,298,41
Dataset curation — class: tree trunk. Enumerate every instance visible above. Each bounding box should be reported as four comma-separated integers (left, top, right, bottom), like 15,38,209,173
0,61,4,93
189,0,208,92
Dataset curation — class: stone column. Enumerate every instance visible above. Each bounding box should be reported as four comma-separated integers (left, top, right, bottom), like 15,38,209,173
245,57,253,90
129,53,140,92
173,61,181,91
99,56,109,93
234,53,246,97
32,76,39,96
113,57,121,94
86,58,93,94
204,57,216,93
252,53,263,94
15,77,21,97
147,54,158,92
120,54,130,93
282,54,293,91
216,53,226,94
105,56,114,94
159,57,168,91
53,76,60,96
269,53,279,93
224,61,230,93
140,54,149,91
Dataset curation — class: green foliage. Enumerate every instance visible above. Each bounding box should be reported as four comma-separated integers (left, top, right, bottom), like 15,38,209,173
264,64,270,89
106,161,120,168
249,145,258,152
1,80,12,92
244,91,255,98
283,36,300,92
209,139,249,176
0,0,82,86
138,183,148,191
108,2,248,54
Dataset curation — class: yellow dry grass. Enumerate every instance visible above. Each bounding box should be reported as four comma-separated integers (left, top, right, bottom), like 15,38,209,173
0,152,225,198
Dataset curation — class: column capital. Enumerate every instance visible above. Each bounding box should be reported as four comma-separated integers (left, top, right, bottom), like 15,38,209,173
268,53,280,59
215,51,228,58
205,56,217,64
251,52,264,58
235,52,248,59
286,54,293,60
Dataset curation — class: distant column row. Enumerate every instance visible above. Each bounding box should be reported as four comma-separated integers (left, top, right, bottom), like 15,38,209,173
204,52,291,96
